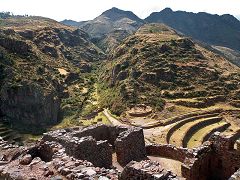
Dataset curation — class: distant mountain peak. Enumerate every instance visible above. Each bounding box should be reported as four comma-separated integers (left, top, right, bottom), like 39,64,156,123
161,7,173,13
100,7,144,22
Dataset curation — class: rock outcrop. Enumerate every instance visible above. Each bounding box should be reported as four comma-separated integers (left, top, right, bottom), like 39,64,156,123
1,83,60,131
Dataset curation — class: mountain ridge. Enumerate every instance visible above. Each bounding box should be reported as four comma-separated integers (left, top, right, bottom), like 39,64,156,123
145,8,240,51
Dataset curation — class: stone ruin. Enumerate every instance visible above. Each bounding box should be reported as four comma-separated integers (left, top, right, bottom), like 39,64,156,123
147,131,240,180
0,124,240,180
127,104,153,117
42,124,147,167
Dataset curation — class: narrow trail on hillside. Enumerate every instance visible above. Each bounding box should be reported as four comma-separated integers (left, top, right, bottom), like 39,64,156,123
103,109,124,126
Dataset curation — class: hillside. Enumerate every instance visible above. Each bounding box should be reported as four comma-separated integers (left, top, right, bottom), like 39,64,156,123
98,23,240,116
0,16,105,134
145,8,240,51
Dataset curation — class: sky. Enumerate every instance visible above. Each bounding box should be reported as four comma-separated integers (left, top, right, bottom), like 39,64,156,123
0,0,240,21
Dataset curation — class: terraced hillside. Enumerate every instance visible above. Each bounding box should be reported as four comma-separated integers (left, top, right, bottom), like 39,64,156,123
98,23,240,117
143,108,239,148
0,16,105,134
0,122,22,144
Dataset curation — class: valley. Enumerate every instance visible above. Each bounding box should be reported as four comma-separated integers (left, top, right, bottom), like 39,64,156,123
0,7,240,180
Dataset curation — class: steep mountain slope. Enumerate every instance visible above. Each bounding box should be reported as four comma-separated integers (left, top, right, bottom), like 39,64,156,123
145,8,240,51
98,23,240,116
0,16,105,133
212,46,240,67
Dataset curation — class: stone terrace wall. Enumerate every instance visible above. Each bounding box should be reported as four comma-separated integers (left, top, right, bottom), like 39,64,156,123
146,144,194,162
164,109,222,127
166,112,221,143
115,127,146,166
202,123,230,142
182,117,222,147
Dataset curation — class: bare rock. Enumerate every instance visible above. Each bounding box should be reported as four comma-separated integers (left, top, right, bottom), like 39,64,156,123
19,154,32,165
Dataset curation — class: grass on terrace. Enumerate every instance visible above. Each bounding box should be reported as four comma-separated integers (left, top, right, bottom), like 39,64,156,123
187,121,228,148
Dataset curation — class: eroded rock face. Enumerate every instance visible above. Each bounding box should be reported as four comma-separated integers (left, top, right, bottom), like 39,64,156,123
0,82,60,132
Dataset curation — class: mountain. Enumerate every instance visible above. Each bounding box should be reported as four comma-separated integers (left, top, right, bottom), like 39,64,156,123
0,16,105,133
60,19,86,27
61,7,145,53
145,8,240,51
79,7,145,37
98,23,240,116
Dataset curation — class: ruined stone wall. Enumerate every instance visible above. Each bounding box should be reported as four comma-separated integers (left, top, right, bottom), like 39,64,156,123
182,132,240,180
115,127,146,166
209,132,240,179
146,144,193,162
43,129,113,168
181,144,213,180
71,124,128,145
0,140,119,179
119,160,178,180
43,124,147,168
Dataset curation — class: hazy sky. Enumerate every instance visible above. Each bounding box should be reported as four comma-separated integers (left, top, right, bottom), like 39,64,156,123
0,0,240,21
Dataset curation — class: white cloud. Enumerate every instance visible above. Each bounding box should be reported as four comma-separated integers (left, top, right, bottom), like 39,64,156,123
0,0,239,21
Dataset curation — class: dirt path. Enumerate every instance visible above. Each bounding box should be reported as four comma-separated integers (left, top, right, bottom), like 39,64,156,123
103,109,125,126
